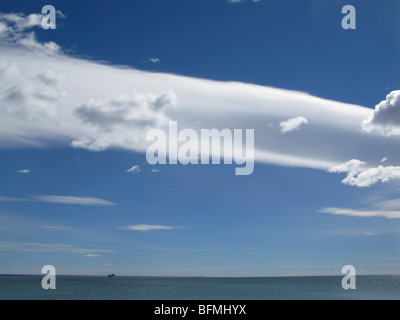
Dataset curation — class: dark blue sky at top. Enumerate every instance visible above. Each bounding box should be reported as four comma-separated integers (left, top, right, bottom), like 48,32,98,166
3,0,400,107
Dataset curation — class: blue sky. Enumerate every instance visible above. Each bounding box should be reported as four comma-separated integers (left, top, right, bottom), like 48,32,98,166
0,0,400,276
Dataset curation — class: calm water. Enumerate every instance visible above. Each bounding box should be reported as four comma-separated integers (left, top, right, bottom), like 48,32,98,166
0,275,399,300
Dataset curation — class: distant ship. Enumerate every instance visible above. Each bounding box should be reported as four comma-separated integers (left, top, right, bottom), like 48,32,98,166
107,273,115,278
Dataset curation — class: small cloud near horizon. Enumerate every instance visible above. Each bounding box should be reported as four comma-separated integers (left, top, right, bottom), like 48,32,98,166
0,195,116,206
118,224,185,231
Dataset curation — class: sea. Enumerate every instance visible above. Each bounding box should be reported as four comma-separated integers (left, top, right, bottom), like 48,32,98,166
0,275,399,300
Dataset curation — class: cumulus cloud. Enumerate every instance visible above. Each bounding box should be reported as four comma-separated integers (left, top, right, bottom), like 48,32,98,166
0,21,7,35
328,159,366,173
362,90,400,136
70,91,177,151
279,116,308,134
0,11,64,52
119,224,183,231
341,165,400,187
0,12,42,32
328,159,400,187
126,165,141,174
0,11,399,175
75,92,175,130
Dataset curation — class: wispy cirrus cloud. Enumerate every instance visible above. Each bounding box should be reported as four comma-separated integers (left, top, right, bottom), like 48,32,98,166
118,224,185,231
320,207,400,219
0,196,29,202
0,241,114,254
126,165,141,174
132,246,199,252
33,195,116,206
0,195,116,206
39,225,72,231
320,198,400,219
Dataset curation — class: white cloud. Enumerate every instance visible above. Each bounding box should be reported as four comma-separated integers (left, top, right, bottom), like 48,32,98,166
362,90,400,136
0,12,63,53
33,195,116,206
0,11,65,32
56,10,66,19
0,195,116,205
328,159,400,187
342,165,400,187
0,196,29,202
381,157,387,163
86,253,101,257
148,57,160,63
279,116,308,134
126,165,141,174
320,207,400,219
40,225,72,231
119,224,183,231
0,11,399,175
373,199,400,211
320,198,400,219
16,169,30,173
0,242,114,254
71,91,176,151
0,21,8,35
151,168,161,173
0,12,42,31
132,246,198,252
328,159,366,173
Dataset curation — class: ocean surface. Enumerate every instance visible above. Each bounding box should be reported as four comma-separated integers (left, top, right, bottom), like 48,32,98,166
0,275,399,300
